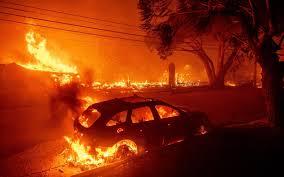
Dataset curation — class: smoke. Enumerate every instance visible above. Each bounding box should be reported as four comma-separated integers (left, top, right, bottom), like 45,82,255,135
48,82,83,128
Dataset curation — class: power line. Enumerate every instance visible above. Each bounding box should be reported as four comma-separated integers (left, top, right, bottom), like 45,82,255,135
0,18,146,43
0,10,218,47
0,4,143,32
0,18,220,49
0,4,220,47
0,1,223,49
0,11,147,38
0,0,139,28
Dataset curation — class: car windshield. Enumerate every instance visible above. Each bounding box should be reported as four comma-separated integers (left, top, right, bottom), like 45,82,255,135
78,108,101,128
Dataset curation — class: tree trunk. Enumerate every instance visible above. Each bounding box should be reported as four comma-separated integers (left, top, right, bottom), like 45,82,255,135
213,47,239,89
201,57,215,85
253,59,257,87
258,37,284,127
195,49,216,86
262,68,283,127
213,72,225,88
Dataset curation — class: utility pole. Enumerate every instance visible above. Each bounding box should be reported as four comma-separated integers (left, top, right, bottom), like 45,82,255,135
253,59,257,87
168,62,175,88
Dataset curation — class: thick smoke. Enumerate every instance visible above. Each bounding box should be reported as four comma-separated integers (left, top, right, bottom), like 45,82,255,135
49,82,83,128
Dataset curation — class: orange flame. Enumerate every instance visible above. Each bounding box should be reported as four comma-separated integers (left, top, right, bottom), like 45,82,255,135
64,136,138,169
156,105,179,118
81,96,97,110
19,31,77,74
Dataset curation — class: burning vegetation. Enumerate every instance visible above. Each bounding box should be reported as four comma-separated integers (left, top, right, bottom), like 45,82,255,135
9,30,259,94
15,30,204,89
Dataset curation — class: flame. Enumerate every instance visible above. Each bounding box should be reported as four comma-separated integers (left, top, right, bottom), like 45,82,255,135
81,96,97,110
78,108,101,128
64,136,138,169
17,31,202,88
51,73,79,86
156,105,179,118
225,81,237,87
19,31,77,74
90,71,201,90
90,79,199,90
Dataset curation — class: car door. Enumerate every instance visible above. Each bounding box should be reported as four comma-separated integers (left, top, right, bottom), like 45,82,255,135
154,104,185,145
128,105,161,149
102,110,130,145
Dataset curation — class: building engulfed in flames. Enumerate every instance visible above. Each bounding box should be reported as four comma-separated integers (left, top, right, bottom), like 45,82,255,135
17,30,202,90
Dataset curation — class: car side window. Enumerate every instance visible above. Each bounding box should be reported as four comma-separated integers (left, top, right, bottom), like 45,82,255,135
79,108,101,128
155,105,180,119
131,106,154,124
106,111,127,127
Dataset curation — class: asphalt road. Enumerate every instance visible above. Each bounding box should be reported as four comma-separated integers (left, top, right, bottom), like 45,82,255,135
88,127,284,177
0,87,265,158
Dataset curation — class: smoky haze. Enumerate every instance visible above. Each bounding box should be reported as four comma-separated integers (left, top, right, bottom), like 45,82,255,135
0,0,207,82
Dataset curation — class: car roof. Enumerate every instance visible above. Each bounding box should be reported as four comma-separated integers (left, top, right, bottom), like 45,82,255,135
88,95,161,114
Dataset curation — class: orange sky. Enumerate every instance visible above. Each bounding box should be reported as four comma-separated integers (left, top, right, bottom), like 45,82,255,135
0,0,207,82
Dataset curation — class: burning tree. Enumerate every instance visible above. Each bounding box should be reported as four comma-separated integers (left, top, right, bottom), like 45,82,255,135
138,0,284,127
138,0,250,88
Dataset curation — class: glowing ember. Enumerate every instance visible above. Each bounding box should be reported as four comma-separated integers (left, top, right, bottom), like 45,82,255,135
225,81,237,87
64,136,138,169
19,31,77,74
51,73,79,86
90,78,199,90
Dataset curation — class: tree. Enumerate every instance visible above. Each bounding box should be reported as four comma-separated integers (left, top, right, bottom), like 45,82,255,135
138,0,246,87
139,0,284,127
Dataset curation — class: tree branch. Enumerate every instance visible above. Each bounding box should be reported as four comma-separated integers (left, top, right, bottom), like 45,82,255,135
223,48,240,74
248,0,256,26
198,47,216,79
175,48,199,52
265,0,273,35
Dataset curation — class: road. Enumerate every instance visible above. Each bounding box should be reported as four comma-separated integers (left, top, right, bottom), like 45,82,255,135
0,87,265,158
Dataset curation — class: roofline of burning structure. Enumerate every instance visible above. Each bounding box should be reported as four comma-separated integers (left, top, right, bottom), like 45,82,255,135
12,63,79,75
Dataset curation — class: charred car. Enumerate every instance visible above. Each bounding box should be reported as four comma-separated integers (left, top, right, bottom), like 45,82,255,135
74,95,211,152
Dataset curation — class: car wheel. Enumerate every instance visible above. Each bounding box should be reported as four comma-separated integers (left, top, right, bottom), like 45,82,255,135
115,144,137,159
112,139,142,159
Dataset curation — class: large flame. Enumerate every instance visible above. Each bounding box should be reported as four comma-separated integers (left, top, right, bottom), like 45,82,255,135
17,31,202,87
64,136,138,169
19,31,77,74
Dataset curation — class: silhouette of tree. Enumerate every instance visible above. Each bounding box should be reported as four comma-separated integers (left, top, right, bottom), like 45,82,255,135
138,0,249,88
138,0,284,127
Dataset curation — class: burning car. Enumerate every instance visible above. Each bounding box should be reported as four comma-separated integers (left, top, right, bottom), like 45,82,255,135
74,95,211,153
